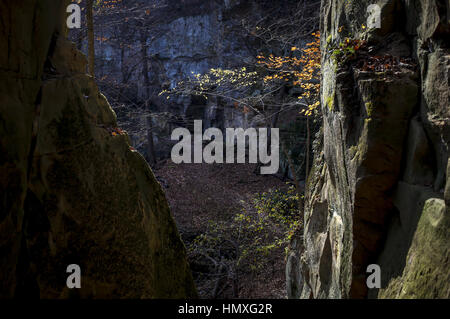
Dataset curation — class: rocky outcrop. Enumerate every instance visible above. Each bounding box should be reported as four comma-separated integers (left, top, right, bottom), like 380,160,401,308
0,0,196,298
287,0,449,298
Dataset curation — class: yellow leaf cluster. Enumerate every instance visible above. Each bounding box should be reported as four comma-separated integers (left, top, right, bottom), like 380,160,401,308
258,32,321,116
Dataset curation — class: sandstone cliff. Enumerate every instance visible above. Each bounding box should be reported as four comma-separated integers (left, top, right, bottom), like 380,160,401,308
287,0,449,298
0,0,196,298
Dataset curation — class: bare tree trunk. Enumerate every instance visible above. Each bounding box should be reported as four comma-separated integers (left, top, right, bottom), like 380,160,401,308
213,263,225,298
118,45,125,101
281,141,304,214
86,0,95,77
305,116,310,181
77,29,83,51
232,271,239,298
268,87,305,212
140,28,155,166
146,115,156,166
140,29,151,107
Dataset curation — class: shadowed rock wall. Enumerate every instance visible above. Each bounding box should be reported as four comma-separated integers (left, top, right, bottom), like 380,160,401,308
0,0,196,298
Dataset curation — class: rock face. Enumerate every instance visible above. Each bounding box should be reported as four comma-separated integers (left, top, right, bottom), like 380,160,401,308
0,0,196,298
287,0,449,298
142,1,257,160
92,0,258,160
93,0,306,165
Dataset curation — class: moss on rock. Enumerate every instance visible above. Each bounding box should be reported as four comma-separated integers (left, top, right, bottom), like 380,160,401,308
379,198,449,299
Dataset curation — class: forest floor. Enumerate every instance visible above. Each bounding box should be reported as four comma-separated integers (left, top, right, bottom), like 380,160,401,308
155,160,290,299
